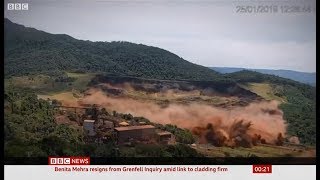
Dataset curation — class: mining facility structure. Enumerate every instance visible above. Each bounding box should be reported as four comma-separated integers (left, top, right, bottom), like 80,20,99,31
113,125,174,144
87,122,173,145
54,104,174,145
83,120,96,136
114,125,156,144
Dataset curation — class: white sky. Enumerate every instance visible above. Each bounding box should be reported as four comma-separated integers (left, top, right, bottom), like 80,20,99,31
5,0,316,72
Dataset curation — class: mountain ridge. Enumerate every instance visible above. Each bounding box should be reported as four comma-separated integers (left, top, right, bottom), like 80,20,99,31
210,67,316,86
5,18,223,81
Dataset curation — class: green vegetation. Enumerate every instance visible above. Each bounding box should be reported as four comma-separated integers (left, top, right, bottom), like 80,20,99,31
226,70,316,145
4,90,122,157
279,86,316,145
5,18,222,81
4,90,84,157
161,124,195,144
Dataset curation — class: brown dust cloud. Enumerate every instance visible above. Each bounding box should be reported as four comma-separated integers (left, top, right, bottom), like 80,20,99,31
78,89,289,147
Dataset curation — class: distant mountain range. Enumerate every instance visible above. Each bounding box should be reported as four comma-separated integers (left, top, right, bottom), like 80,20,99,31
210,67,316,86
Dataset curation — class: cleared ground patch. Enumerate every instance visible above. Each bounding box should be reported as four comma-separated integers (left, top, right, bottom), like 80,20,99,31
38,91,80,106
240,83,286,103
6,72,96,95
5,75,54,90
66,72,96,91
124,89,240,107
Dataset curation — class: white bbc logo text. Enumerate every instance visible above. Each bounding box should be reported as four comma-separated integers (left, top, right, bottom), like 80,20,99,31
50,158,71,165
7,3,28,10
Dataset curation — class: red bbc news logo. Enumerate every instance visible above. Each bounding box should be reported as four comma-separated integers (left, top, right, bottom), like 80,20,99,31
48,157,90,165
252,165,272,174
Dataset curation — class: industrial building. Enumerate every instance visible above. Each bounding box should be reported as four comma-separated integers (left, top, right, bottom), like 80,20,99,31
95,119,114,130
114,125,156,144
83,120,96,136
103,120,114,129
156,131,173,144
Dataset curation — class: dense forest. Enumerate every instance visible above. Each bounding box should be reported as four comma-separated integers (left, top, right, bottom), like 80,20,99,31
5,18,221,81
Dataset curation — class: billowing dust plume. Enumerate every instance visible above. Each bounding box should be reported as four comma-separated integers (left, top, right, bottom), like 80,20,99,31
81,89,287,147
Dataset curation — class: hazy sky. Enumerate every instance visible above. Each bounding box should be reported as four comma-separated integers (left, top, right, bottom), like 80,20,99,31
5,0,316,72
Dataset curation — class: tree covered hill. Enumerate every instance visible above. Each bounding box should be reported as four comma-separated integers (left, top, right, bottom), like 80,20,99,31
210,67,316,86
5,18,221,81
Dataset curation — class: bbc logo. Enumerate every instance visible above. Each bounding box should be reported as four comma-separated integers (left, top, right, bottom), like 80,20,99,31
50,158,71,165
7,3,28,10
48,157,90,165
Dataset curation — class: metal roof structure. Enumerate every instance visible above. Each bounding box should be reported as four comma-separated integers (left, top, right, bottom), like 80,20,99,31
157,131,172,136
119,122,130,126
114,125,155,131
84,119,95,123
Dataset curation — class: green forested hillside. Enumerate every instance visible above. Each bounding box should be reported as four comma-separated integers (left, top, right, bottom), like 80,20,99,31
5,18,221,81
